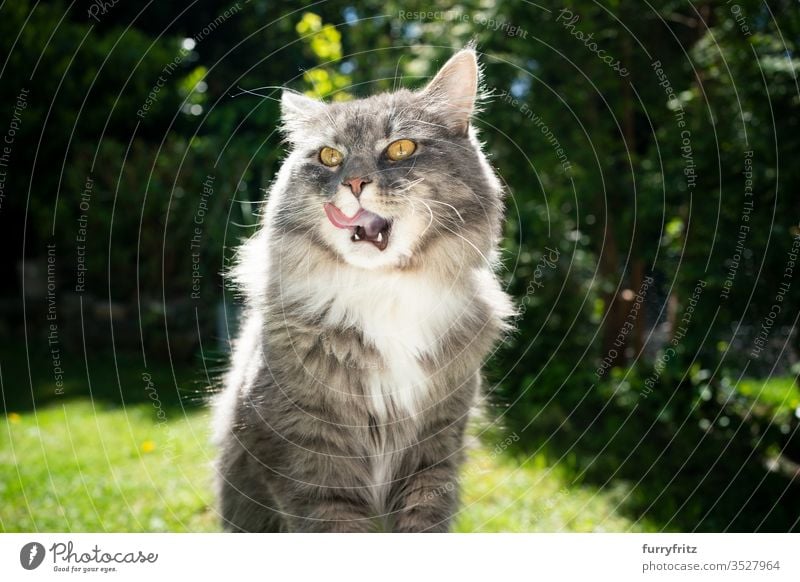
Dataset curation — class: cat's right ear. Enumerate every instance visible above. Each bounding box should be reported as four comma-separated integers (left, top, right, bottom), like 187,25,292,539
280,90,326,137
418,48,480,136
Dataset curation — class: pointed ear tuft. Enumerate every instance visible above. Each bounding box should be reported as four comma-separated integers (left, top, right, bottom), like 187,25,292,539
419,49,480,135
280,90,326,137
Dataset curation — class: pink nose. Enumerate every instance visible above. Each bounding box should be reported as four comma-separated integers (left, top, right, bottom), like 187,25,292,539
342,176,371,197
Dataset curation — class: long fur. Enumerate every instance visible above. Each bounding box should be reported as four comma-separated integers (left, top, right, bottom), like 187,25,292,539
213,48,513,532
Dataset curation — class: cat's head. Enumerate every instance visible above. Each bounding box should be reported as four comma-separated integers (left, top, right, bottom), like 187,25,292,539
271,48,503,271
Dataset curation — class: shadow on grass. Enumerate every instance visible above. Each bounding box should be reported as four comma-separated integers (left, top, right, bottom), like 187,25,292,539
7,342,798,532
506,391,800,532
0,343,223,417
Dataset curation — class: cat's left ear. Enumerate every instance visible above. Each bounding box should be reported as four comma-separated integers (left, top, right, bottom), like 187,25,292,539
280,90,326,137
419,48,480,136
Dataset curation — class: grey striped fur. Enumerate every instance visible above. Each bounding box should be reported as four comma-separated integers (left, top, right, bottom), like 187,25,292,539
214,49,513,532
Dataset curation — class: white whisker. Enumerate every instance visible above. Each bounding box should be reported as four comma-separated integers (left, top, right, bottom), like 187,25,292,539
405,197,488,267
392,177,425,194
407,198,435,239
438,222,493,268
406,196,465,224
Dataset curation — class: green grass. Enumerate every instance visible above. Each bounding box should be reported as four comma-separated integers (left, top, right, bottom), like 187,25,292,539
0,401,216,532
454,440,648,532
5,343,793,532
0,399,648,532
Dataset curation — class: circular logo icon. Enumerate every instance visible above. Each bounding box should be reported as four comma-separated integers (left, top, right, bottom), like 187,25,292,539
20,542,46,570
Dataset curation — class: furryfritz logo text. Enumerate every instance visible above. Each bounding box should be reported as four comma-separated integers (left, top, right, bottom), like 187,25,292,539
20,542,46,570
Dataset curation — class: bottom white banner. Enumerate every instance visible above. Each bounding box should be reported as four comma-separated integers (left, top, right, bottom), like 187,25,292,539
1,533,797,581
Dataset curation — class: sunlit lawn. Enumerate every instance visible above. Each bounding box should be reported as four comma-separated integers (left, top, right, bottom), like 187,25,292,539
0,401,217,532
0,399,650,532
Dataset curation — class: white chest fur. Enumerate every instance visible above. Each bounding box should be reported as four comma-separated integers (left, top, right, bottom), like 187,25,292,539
284,263,468,420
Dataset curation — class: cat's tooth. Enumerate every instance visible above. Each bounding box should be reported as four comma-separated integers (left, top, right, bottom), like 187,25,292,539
377,232,383,242
353,232,361,241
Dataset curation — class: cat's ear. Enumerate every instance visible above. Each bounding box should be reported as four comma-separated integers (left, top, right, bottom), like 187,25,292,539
419,48,480,135
280,90,326,137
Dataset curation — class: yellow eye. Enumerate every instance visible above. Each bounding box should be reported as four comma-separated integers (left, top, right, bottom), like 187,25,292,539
319,146,343,167
386,139,417,161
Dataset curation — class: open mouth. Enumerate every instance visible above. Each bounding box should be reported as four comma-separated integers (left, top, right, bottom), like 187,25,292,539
324,203,392,251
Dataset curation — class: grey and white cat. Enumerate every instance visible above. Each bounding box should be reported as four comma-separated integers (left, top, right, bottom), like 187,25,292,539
213,48,513,532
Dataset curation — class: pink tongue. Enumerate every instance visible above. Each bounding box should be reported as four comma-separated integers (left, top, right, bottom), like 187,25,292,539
324,203,387,237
